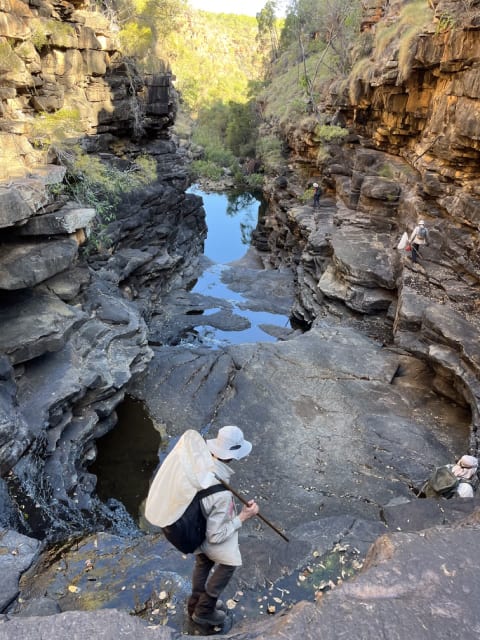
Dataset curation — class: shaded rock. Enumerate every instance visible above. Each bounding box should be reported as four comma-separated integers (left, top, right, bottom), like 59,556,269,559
330,227,400,290
43,265,91,301
0,609,174,640
0,188,34,228
13,596,60,617
381,496,480,532
0,289,86,365
0,238,78,290
319,264,395,313
0,529,41,612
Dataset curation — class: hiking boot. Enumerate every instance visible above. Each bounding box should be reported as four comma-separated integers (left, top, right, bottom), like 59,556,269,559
192,593,226,626
192,608,226,626
187,595,226,617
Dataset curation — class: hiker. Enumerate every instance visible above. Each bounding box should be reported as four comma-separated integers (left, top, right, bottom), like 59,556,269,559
409,219,429,263
312,182,321,207
451,454,479,497
419,454,479,498
188,425,259,627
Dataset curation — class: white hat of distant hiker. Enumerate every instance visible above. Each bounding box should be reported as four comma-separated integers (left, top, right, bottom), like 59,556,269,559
207,426,252,460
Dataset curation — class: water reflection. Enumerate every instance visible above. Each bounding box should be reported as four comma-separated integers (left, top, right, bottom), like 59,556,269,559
189,187,259,263
186,186,291,347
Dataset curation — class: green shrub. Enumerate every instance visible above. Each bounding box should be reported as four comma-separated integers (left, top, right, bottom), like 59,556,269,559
30,108,83,155
398,24,422,83
313,124,347,142
59,150,157,253
435,12,456,35
348,57,374,105
30,18,76,50
119,22,152,59
378,164,394,179
374,0,433,62
244,172,264,189
256,134,285,173
190,159,223,181
30,19,50,51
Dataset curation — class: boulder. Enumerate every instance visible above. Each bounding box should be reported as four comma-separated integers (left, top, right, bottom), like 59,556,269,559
0,238,78,290
0,289,86,364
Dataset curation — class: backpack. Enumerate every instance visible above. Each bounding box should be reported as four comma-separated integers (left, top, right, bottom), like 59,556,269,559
420,466,459,499
417,226,427,239
162,484,227,553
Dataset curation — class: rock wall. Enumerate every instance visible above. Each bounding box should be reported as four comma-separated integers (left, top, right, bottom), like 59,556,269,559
0,0,206,537
0,0,174,177
257,0,480,452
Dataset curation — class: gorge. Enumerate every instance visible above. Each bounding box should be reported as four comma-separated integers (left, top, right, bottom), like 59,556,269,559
0,0,480,638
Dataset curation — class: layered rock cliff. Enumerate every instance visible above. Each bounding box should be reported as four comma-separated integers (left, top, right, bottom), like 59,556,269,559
0,0,205,537
258,0,480,456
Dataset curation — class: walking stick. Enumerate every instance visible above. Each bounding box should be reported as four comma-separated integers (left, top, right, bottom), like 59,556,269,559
216,477,289,542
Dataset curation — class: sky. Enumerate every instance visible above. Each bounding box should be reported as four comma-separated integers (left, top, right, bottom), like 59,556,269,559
189,0,286,17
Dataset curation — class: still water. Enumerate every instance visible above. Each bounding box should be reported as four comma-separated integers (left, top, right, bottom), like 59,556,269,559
187,186,290,346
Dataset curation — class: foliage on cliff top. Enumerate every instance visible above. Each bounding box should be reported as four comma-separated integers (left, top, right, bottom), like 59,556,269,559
348,0,434,104
258,0,362,126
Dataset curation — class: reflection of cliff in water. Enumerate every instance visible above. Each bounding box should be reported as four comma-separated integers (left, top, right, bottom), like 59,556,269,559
184,187,293,347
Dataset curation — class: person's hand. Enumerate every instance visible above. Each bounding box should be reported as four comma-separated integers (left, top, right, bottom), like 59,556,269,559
238,500,259,522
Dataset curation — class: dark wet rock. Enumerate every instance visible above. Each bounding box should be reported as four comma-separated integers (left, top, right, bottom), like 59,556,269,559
10,531,202,631
0,530,41,612
0,481,22,530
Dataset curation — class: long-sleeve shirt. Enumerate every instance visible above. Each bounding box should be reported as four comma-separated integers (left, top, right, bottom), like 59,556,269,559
409,225,428,245
197,458,243,565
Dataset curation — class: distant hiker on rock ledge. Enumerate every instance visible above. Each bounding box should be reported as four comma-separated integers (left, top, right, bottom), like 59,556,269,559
312,182,322,208
409,219,429,263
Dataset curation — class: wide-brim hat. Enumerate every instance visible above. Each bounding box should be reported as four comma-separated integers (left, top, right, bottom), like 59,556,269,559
419,220,425,225
207,425,252,461
458,454,478,468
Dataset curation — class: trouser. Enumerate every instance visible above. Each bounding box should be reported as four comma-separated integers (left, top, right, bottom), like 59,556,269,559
411,242,420,262
188,553,236,616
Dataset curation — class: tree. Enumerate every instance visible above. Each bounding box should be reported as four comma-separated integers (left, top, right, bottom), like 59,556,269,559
256,1,280,61
114,0,189,69
279,0,361,114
